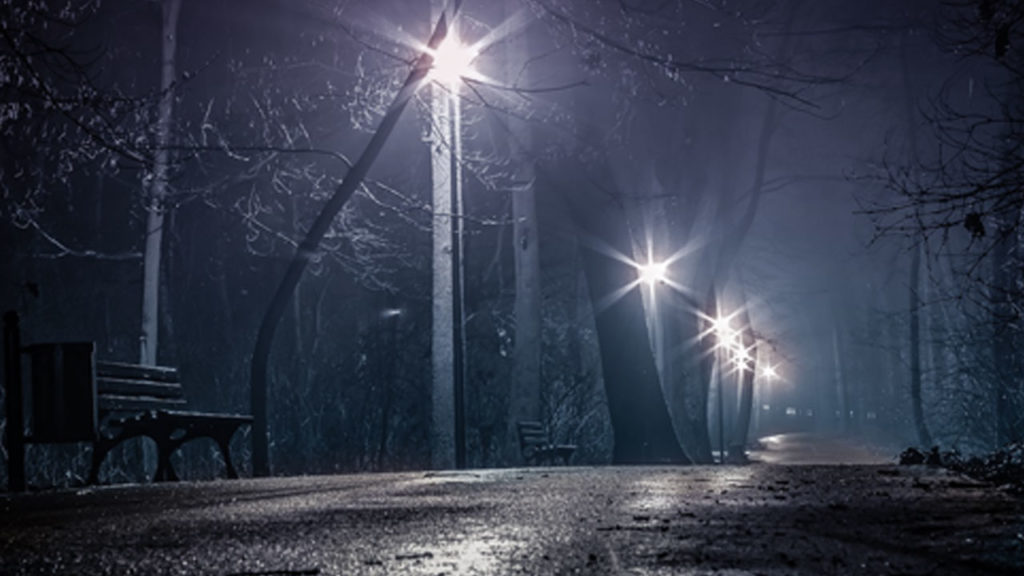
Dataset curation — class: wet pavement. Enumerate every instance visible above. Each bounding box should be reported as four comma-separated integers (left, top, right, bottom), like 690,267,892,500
2,435,1022,575
748,432,898,465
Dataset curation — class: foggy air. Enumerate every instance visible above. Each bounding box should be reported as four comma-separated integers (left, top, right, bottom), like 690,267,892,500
2,1,1022,574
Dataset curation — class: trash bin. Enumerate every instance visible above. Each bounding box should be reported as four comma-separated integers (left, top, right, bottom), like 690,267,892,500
25,342,97,442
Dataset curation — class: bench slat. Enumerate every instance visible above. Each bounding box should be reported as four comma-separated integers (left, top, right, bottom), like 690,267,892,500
517,420,575,466
97,377,184,399
159,410,254,424
98,394,187,412
96,361,178,383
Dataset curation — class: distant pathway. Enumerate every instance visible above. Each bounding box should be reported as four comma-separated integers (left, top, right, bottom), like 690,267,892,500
748,432,899,465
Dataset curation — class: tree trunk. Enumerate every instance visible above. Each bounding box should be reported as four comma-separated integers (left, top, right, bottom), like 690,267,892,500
690,285,718,462
505,69,541,465
249,5,460,476
992,215,1019,446
665,290,712,463
506,163,541,463
139,0,181,366
559,163,689,464
729,300,756,461
374,293,399,469
899,30,932,448
909,242,933,447
831,323,848,434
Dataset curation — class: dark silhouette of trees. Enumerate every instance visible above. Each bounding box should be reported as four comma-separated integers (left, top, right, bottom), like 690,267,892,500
875,0,1023,447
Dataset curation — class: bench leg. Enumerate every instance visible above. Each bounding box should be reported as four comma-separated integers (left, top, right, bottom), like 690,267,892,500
89,440,116,484
153,440,179,482
216,435,239,479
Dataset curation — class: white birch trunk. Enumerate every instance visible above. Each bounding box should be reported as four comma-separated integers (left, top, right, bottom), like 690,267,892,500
507,151,540,458
140,0,181,365
503,6,541,463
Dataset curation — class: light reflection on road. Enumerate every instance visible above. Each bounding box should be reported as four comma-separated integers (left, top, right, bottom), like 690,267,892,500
750,433,895,465
629,467,756,512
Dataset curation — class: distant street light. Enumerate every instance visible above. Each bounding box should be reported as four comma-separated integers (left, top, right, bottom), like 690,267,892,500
637,260,668,286
706,310,750,464
733,344,754,371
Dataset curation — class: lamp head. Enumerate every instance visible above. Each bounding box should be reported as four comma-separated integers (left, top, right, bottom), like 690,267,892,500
430,36,477,85
637,260,668,286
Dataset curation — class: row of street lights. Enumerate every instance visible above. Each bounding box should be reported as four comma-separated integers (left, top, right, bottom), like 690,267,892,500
427,23,783,467
635,257,779,462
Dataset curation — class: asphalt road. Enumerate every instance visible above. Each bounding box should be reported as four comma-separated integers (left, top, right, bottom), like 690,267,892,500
2,434,1022,575
748,432,898,465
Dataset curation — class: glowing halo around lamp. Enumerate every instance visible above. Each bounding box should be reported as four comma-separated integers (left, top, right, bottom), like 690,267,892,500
734,345,752,366
637,260,668,286
710,316,736,347
429,36,478,85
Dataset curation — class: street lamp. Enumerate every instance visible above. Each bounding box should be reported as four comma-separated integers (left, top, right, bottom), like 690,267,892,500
429,27,478,470
637,260,668,286
707,311,748,464
429,36,479,86
755,360,777,435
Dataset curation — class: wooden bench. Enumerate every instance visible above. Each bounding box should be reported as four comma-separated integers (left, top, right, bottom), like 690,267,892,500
3,312,251,490
517,420,576,466
87,360,252,483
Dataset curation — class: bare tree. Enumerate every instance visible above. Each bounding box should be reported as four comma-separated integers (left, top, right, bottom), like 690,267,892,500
873,0,1023,447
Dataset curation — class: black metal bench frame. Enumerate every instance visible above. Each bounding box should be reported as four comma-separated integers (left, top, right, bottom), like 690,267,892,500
3,312,251,490
517,420,576,466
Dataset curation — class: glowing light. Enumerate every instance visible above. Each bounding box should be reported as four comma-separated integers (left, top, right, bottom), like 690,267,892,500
734,345,752,366
429,36,478,85
760,364,777,381
637,260,668,286
711,316,733,339
709,315,742,353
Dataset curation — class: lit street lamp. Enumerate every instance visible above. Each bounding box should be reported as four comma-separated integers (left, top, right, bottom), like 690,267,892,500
707,311,749,464
430,36,478,86
637,260,668,286
249,6,467,476
430,28,478,470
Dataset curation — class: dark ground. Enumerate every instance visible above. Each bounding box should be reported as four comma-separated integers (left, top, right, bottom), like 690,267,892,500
2,434,1022,575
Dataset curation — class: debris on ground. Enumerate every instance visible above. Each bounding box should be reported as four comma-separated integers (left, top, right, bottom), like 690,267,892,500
900,443,1024,492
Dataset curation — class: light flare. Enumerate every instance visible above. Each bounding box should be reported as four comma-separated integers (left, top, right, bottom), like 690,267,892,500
637,260,668,286
428,35,479,86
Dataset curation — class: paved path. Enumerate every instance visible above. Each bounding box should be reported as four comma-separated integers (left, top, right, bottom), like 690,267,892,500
748,432,899,465
3,457,1021,575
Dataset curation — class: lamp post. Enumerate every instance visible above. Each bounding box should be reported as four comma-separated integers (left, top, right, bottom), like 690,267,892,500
757,360,777,435
710,314,740,464
449,61,467,470
430,31,476,470
249,4,463,476
716,335,726,464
